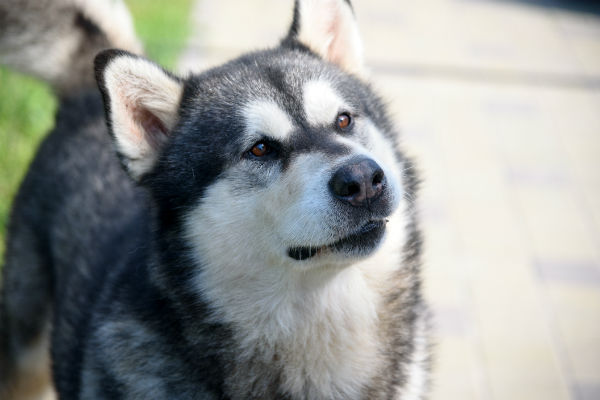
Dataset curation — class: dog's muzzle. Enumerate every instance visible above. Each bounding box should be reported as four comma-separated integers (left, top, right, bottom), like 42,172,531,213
287,157,393,261
287,218,387,261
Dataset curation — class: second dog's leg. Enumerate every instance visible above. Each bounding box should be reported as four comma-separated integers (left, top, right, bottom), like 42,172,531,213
1,221,55,400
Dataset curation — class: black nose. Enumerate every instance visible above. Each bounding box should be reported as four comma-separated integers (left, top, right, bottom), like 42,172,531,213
329,158,386,207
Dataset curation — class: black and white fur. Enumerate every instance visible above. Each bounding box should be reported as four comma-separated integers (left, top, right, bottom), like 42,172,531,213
0,0,430,399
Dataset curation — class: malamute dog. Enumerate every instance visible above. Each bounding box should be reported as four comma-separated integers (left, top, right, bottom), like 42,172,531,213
0,0,430,398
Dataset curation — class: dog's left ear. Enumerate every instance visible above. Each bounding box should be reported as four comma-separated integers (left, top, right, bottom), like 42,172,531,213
283,0,364,76
94,49,183,180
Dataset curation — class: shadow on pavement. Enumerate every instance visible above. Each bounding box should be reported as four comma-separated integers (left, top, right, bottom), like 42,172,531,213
488,0,600,14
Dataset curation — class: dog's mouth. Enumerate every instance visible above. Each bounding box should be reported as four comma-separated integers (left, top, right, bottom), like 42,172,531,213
287,219,388,261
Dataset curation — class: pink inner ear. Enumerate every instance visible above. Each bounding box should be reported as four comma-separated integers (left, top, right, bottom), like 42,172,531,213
326,4,362,71
300,0,362,74
135,107,168,150
328,26,347,66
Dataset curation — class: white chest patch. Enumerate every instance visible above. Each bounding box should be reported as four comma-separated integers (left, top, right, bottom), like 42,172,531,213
242,267,385,399
303,79,347,127
242,99,294,141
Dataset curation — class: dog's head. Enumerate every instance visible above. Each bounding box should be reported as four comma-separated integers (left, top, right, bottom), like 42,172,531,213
95,0,409,272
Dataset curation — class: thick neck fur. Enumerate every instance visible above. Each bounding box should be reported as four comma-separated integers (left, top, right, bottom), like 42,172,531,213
223,264,383,399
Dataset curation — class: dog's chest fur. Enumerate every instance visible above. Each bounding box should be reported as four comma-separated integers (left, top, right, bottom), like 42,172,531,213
221,267,384,399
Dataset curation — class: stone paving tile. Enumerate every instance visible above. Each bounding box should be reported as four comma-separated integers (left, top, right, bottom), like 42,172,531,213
549,90,600,249
535,260,600,285
546,285,600,385
555,11,600,77
430,335,487,400
433,306,471,337
463,254,570,400
573,382,600,400
514,185,598,262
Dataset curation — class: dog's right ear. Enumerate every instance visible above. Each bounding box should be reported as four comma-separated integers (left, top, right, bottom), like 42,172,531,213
94,50,183,180
283,0,365,76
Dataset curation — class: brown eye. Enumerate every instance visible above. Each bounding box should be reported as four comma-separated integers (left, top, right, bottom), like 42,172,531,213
336,113,352,131
251,142,269,157
246,140,280,161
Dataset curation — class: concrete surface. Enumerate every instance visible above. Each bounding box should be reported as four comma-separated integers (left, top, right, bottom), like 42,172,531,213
178,1,600,399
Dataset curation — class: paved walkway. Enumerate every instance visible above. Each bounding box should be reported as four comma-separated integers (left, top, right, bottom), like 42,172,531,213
178,1,600,399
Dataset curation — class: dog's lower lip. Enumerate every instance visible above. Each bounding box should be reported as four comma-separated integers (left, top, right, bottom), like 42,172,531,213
287,246,320,261
355,220,383,235
287,219,387,261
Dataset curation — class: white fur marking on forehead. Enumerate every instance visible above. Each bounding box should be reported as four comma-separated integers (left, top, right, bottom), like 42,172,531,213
243,100,294,141
303,79,346,127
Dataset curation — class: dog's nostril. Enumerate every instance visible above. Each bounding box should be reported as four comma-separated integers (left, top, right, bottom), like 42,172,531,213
372,169,384,186
346,182,361,197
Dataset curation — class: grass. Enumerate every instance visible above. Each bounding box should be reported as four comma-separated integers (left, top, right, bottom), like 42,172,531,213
0,0,193,262
0,70,57,263
128,0,194,69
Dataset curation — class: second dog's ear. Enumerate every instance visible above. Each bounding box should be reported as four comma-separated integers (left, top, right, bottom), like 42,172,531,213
283,0,364,76
94,50,183,180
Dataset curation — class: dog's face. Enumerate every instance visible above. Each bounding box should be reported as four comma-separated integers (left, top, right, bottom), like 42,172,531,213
179,56,404,270
96,0,407,272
